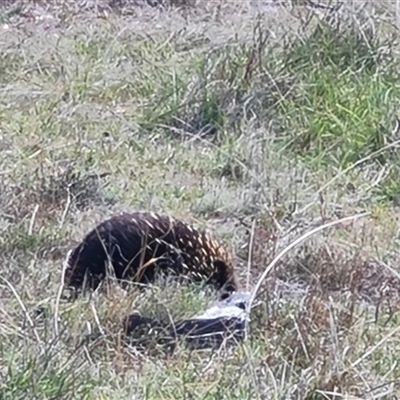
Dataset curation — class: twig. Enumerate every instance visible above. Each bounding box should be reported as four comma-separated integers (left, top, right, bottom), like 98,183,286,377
28,204,39,235
59,188,71,229
90,302,105,337
246,219,256,291
54,249,71,338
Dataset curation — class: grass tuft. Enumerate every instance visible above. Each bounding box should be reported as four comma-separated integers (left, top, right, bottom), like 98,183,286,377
277,18,400,169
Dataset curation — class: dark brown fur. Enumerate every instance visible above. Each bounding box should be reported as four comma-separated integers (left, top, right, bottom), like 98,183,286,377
66,212,239,296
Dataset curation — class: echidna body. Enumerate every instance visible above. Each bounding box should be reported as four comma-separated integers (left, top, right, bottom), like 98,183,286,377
66,212,239,296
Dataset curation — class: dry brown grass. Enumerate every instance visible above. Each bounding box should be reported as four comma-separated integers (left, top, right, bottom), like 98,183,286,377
1,0,400,399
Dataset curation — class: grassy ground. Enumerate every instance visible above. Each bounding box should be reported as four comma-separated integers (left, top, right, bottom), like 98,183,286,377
1,0,400,398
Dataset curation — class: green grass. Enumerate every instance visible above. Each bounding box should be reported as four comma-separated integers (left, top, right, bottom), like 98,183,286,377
277,20,400,167
2,0,400,398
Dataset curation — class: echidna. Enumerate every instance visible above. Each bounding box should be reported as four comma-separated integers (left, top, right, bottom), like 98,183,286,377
65,212,239,297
